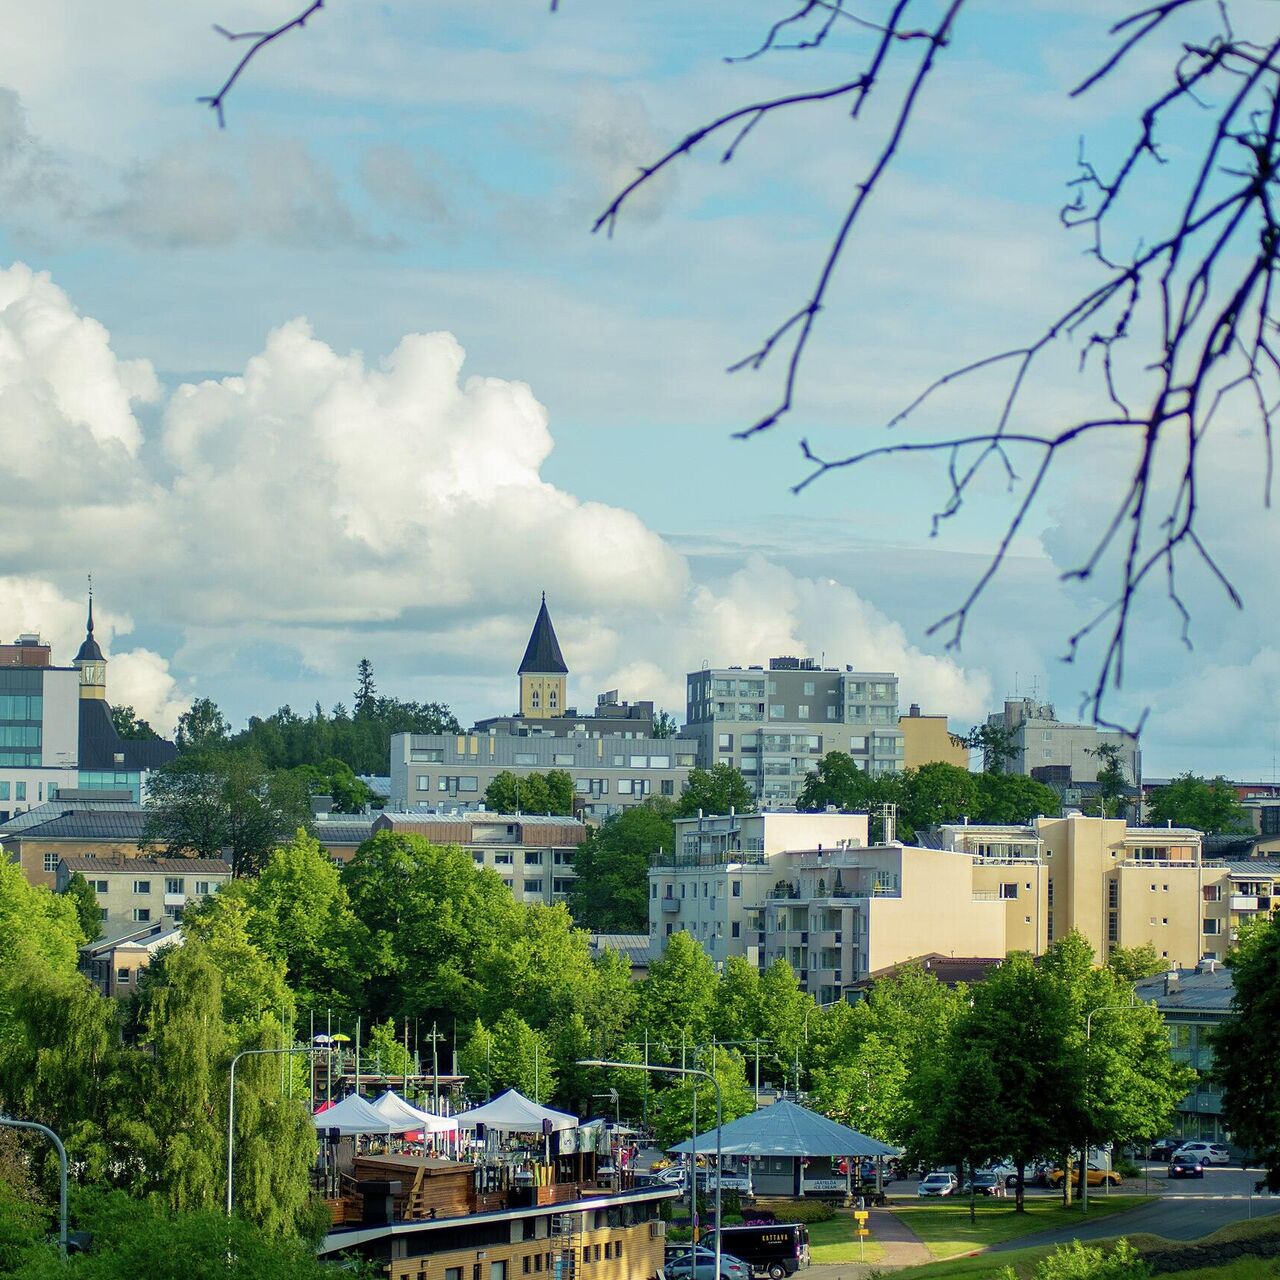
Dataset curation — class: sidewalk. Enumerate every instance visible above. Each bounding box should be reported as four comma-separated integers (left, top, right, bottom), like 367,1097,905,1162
807,1207,931,1279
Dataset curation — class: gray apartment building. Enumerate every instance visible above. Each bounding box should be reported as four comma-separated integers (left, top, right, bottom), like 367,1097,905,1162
987,698,1141,791
388,730,696,818
684,658,904,804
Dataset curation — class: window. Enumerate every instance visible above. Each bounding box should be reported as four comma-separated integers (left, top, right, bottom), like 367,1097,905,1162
133,879,151,895
165,877,184,895
525,851,543,865
661,779,674,796
797,705,810,720
525,878,543,894
1000,883,1019,899
410,748,444,763
531,690,540,708
0,783,8,800
416,774,431,791
803,680,816,695
826,706,839,720
43,852,59,873
13,782,24,801
650,755,670,768
92,879,108,893
1203,919,1221,935
116,967,130,985
523,1260,532,1275
666,922,674,936
553,754,574,766
548,689,557,709
617,779,632,795
731,921,740,938
195,880,211,895
629,755,648,768
494,852,514,865
849,736,867,751
769,705,785,719
514,753,538,766
132,908,151,922
732,880,742,897
98,906,108,921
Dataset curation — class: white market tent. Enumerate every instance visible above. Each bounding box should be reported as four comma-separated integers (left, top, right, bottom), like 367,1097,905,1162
453,1088,578,1133
314,1092,396,1136
371,1090,459,1134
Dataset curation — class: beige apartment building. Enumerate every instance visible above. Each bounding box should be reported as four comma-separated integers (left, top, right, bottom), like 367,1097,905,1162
898,704,969,771
55,854,230,940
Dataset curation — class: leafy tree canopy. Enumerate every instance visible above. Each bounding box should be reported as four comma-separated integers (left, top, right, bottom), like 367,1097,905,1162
482,770,574,816
0,862,84,973
651,1048,755,1149
1146,773,1250,834
675,764,756,818
568,800,676,931
61,872,103,945
108,704,158,741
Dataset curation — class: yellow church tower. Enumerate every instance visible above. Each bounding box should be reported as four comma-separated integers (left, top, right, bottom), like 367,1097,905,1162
73,584,107,700
518,593,568,720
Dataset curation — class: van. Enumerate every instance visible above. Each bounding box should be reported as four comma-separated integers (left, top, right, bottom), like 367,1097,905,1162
705,1224,810,1279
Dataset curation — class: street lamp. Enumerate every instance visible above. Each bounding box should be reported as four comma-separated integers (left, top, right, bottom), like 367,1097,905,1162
578,1059,722,1280
0,1116,67,1258
1081,1000,1141,1215
227,1046,330,1216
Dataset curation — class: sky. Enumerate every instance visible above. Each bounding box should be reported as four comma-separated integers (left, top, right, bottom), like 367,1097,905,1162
0,0,1277,779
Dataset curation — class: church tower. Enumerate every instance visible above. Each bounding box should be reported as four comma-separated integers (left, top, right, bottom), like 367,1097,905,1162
518,593,567,720
73,583,107,700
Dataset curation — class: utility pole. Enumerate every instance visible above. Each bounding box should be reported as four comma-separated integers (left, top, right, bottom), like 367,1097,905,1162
422,1021,447,1110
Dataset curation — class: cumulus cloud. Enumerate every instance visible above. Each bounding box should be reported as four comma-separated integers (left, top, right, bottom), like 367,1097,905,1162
0,261,991,730
109,649,192,736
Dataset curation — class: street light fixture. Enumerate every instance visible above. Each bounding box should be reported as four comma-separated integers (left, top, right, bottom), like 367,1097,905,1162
578,1059,722,1280
0,1116,67,1258
227,1046,330,1216
1081,999,1141,1216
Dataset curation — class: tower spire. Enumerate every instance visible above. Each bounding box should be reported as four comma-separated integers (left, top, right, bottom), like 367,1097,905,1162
87,573,94,636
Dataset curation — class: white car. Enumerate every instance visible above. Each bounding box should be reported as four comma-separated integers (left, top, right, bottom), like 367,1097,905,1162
656,1166,690,1187
918,1172,958,1197
1173,1141,1231,1166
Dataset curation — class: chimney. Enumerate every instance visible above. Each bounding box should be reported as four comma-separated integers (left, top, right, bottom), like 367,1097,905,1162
1164,969,1180,995
909,703,921,717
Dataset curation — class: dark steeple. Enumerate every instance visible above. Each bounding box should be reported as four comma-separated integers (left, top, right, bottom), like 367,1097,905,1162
74,578,105,664
518,593,568,675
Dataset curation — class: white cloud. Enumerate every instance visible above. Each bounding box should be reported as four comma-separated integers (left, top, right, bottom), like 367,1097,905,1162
0,263,992,731
109,648,192,736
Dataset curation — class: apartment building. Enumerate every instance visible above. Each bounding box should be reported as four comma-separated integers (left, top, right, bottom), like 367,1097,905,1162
898,704,969,770
80,921,184,997
986,698,1140,789
684,658,904,804
1200,859,1280,955
2,798,151,889
0,596,176,821
55,854,229,940
648,811,871,969
371,812,587,905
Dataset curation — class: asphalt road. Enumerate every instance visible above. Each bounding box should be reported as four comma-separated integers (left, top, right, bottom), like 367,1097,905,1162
990,1164,1280,1251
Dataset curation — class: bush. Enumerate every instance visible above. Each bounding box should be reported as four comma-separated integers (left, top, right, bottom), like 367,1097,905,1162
750,1199,834,1224
721,1191,742,1217
1001,1239,1151,1280
1115,1158,1141,1179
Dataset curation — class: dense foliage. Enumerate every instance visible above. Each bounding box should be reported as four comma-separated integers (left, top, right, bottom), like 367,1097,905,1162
797,755,1060,838
568,800,677,931
1146,773,1250,834
482,770,574,815
675,765,756,818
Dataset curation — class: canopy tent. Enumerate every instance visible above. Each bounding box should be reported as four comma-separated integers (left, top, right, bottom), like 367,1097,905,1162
669,1099,898,1158
453,1088,578,1133
313,1092,397,1136
371,1090,459,1134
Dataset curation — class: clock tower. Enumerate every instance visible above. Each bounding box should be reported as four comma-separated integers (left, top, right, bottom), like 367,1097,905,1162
73,585,107,700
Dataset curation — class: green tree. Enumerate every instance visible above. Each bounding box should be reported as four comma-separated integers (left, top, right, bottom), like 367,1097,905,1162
1088,744,1130,819
641,932,719,1051
141,752,315,876
652,710,679,739
712,955,763,1047
974,772,1062,824
1106,944,1166,983
0,1130,44,1274
459,1019,497,1101
61,871,102,944
652,1049,755,1149
675,764,756,818
289,758,375,815
1146,774,1250,834
795,755,905,838
1213,915,1280,1190
109,704,159,741
568,801,676,931
0,862,84,974
239,831,367,1007
489,1010,556,1103
175,697,229,754
901,762,978,831
953,723,1019,773
354,657,377,713
482,770,573,815
366,1018,413,1081
757,959,814,1087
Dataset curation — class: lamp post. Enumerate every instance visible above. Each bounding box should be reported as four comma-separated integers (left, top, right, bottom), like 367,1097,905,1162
1081,1000,1140,1215
0,1116,67,1258
227,1046,329,1216
578,1059,722,1280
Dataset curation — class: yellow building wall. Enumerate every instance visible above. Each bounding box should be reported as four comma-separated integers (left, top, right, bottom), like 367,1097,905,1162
18,838,150,890
391,1218,666,1280
1115,865,1205,968
520,675,566,720
898,715,969,771
970,862,1049,954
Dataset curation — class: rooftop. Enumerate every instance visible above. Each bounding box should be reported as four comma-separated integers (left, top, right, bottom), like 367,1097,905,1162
61,854,231,875
1134,964,1235,1015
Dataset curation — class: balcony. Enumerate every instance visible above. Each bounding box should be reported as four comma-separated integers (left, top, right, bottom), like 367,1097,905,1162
661,898,680,913
1230,895,1260,911
163,892,186,907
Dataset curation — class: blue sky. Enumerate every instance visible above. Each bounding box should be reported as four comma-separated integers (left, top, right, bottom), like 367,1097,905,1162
0,1,1276,779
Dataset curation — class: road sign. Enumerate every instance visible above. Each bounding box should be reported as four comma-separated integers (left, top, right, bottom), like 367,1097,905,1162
853,1211,869,1223
857,1229,870,1237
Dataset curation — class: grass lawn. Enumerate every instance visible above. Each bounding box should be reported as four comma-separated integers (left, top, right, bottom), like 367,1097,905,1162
806,1212,886,1265
888,1195,1154,1260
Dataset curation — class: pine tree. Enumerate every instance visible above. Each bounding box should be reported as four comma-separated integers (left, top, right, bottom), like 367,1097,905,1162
354,658,376,714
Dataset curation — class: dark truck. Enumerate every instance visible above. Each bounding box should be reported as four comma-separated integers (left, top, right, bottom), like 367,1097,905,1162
704,1224,810,1280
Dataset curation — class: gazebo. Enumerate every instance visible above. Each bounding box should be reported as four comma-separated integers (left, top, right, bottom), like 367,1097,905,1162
669,1099,897,1198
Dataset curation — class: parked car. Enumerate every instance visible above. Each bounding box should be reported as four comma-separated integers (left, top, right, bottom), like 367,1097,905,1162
665,1247,751,1280
1169,1153,1205,1179
705,1224,810,1279
918,1172,958,1197
1046,1162,1121,1189
1149,1138,1181,1162
695,1169,752,1193
657,1167,689,1188
965,1172,1008,1198
1173,1142,1231,1166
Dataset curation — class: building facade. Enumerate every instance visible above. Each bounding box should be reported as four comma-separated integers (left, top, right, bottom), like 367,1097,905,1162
56,853,229,940
986,698,1141,790
684,659,904,805
2,798,152,889
0,596,177,822
372,812,587,905
898,704,969,771
648,811,872,971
